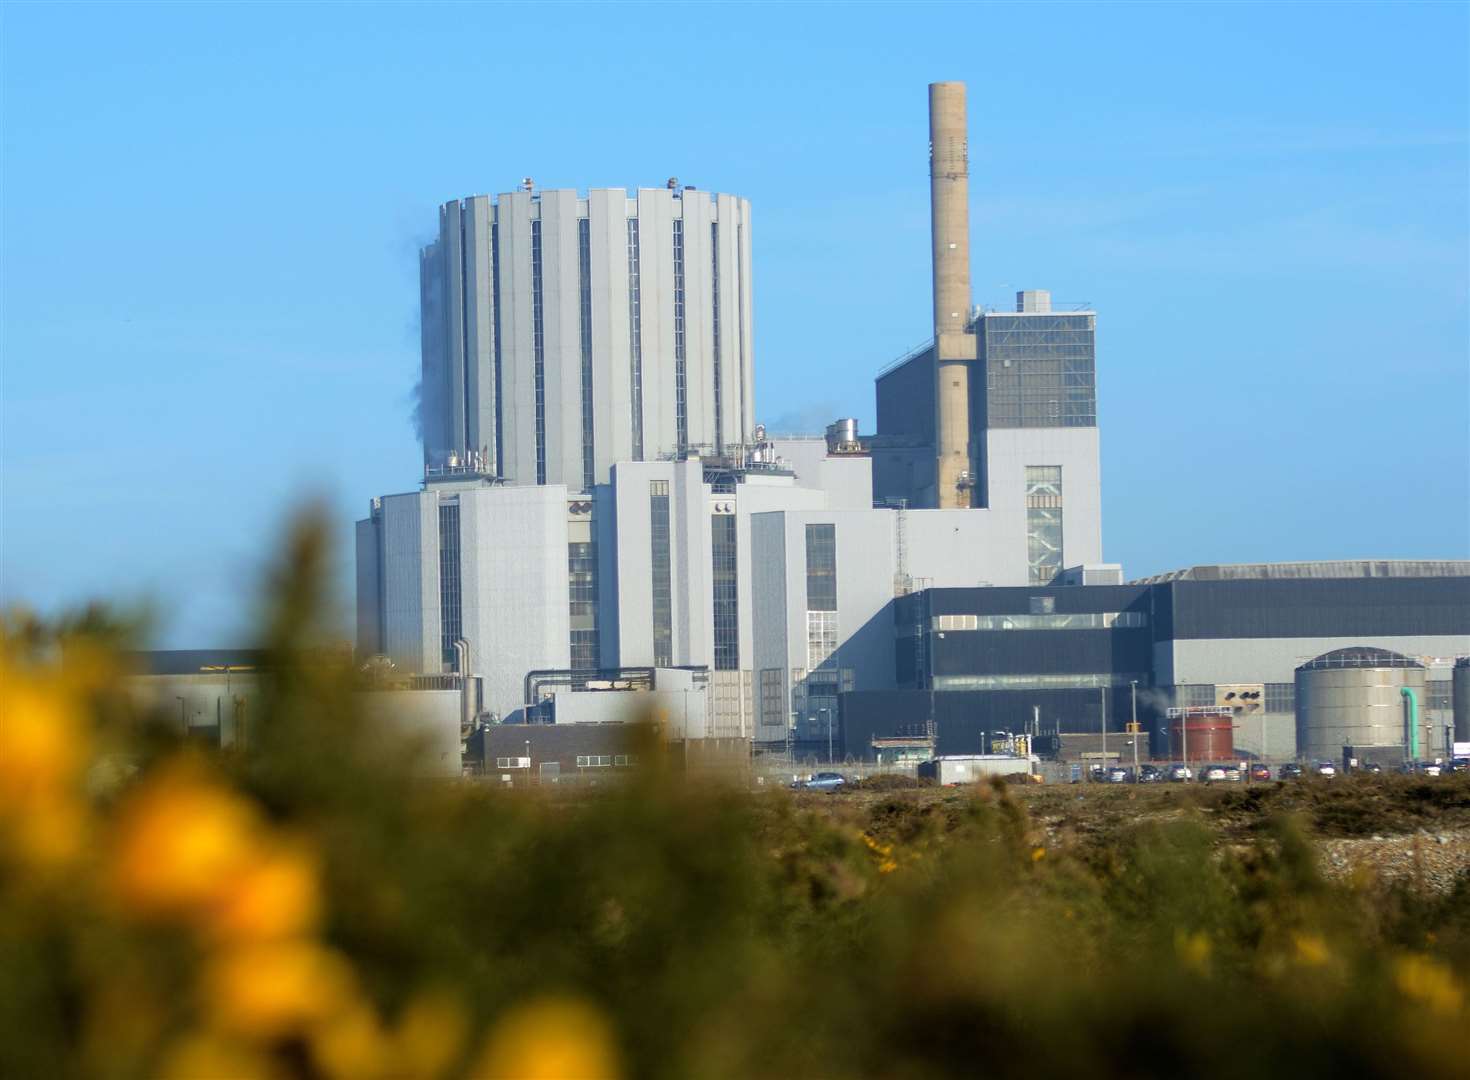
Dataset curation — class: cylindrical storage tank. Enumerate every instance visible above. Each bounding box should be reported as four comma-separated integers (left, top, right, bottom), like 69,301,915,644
825,418,859,454
1295,647,1427,762
1168,715,1234,762
1454,657,1470,744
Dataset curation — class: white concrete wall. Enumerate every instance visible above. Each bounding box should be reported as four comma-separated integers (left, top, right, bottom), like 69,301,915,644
984,427,1103,576
459,484,571,722
1161,635,1470,687
905,508,1027,587
423,190,753,488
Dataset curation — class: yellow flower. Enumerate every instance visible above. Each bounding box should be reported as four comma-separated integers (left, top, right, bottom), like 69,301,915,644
0,677,81,802
1031,846,1046,862
474,997,621,1080
202,940,358,1039
110,764,262,918
0,673,88,868
1395,954,1465,1017
158,1031,281,1080
1292,933,1330,967
204,840,321,943
1175,930,1212,974
311,999,390,1080
391,988,470,1080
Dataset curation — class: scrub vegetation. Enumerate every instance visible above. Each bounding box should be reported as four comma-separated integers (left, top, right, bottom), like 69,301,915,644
3,510,1467,1079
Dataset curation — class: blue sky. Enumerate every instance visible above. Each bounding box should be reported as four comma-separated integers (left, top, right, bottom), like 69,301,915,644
2,1,1466,646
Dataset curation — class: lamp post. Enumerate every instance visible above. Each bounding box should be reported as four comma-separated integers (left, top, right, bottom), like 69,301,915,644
1130,679,1139,773
176,696,187,732
525,739,532,786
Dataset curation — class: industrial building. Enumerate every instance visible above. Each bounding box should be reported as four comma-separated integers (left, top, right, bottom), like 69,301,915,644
355,80,1468,767
837,561,1470,762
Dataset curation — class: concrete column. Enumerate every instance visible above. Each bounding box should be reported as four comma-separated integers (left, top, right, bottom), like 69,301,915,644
929,81,976,509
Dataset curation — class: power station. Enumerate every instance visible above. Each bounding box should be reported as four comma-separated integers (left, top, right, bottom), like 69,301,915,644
349,82,1470,768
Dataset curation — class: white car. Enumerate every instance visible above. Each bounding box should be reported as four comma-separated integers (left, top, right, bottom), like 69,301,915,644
1313,761,1337,778
1202,765,1228,783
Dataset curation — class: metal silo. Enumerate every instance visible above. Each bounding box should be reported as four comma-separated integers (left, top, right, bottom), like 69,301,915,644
1295,647,1427,763
1454,657,1470,744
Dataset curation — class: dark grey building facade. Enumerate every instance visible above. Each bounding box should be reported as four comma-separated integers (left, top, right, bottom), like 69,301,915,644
838,563,1470,760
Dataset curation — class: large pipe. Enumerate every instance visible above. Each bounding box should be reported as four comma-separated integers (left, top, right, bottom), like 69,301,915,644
1402,686,1419,761
929,81,976,508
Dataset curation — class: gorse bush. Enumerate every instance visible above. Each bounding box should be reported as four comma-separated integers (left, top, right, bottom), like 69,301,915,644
2,509,1467,1079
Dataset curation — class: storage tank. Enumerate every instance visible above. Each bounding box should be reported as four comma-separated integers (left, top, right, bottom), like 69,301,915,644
1454,657,1470,744
1168,709,1234,762
824,418,861,454
1295,647,1427,762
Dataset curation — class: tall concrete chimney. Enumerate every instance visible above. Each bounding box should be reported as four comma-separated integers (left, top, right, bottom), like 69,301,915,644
929,81,976,509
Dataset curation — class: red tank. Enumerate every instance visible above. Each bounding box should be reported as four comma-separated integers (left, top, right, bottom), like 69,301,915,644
1169,716,1235,762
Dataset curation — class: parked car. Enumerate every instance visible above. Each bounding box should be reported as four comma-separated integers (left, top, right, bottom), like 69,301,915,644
791,771,848,792
1201,765,1228,783
1167,764,1193,782
1357,761,1383,775
1106,767,1130,783
1249,763,1272,782
1278,763,1304,780
1313,761,1337,779
1449,758,1470,774
1137,764,1164,784
1221,764,1243,782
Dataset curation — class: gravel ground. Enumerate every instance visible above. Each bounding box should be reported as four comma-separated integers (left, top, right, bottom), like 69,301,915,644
1318,827,1470,894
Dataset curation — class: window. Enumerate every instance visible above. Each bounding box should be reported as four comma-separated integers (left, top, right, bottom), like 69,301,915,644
627,217,644,460
490,221,503,471
1025,466,1063,585
934,673,1147,691
578,217,594,491
1264,683,1294,714
805,523,837,611
650,481,672,666
980,313,1096,429
710,221,723,451
1029,596,1056,615
672,218,687,450
531,219,546,483
759,668,785,732
437,502,461,668
931,612,1147,631
712,513,738,670
807,611,838,671
576,755,613,768
495,756,530,769
568,516,599,671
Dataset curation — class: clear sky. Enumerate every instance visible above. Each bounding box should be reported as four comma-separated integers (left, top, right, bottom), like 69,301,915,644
2,1,1467,646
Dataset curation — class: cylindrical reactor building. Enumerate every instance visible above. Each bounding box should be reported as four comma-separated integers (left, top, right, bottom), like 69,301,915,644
419,186,755,491
1295,647,1427,761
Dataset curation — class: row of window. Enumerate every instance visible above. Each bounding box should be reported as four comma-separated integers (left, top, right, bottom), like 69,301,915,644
934,673,1146,691
578,218,595,491
649,480,673,667
1025,466,1063,586
437,502,462,667
672,219,688,450
930,611,1148,632
576,754,636,768
530,220,547,484
627,219,644,460
710,221,723,451
712,513,739,670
